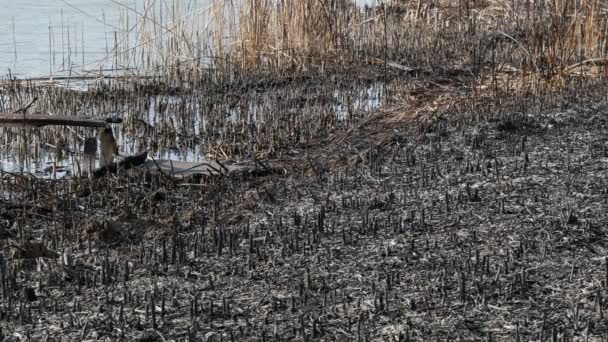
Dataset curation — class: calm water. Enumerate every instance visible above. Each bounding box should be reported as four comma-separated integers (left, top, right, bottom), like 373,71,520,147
1,0,374,78
1,0,123,78
0,0,219,78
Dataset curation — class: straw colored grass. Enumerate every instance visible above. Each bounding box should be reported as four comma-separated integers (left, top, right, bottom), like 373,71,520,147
47,0,608,92
236,0,356,68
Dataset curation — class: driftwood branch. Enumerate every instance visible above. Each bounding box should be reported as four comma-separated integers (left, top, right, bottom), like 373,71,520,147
93,151,148,178
144,159,284,179
0,112,122,128
16,97,38,114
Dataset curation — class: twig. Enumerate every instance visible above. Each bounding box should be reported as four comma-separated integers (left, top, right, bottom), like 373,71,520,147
214,158,230,174
154,329,168,342
80,314,90,340
306,152,322,181
254,156,272,174
202,162,224,177
256,285,272,307
16,97,38,114
148,157,175,183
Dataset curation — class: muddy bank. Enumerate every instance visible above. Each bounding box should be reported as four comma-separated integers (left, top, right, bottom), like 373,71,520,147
0,65,396,177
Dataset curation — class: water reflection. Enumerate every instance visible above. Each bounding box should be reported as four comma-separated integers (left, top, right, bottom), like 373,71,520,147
0,82,383,178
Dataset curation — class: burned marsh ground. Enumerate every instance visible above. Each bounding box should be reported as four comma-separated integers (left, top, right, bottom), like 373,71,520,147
5,0,608,340
2,67,608,341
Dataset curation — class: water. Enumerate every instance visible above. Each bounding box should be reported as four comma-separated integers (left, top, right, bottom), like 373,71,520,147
0,82,384,178
1,0,121,78
0,0,216,78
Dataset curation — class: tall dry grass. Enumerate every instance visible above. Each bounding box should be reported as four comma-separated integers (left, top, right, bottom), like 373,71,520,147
235,0,356,69
481,0,608,85
81,0,608,91
106,0,362,74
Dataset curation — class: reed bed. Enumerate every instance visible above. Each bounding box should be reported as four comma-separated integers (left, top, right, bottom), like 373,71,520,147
79,0,608,88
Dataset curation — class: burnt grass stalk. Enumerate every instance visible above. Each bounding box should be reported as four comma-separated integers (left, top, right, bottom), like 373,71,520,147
4,0,608,341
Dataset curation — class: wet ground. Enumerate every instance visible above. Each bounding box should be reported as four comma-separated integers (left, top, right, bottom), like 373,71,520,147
1,63,608,340
0,70,386,178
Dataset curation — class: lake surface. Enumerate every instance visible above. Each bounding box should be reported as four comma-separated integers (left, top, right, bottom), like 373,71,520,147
1,0,374,79
1,0,127,78
0,0,225,78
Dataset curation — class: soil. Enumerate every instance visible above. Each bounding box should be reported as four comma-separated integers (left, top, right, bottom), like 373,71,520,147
2,68,608,342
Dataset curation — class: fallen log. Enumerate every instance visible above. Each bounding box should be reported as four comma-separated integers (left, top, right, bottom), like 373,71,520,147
143,159,284,179
93,151,148,178
0,112,122,128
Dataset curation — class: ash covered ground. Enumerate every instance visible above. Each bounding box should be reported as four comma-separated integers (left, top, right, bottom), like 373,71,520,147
2,73,608,341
